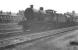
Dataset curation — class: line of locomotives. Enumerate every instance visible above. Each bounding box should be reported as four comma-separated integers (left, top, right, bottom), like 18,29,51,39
23,5,77,28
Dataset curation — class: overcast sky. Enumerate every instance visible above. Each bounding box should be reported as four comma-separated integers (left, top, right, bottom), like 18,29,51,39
0,0,78,13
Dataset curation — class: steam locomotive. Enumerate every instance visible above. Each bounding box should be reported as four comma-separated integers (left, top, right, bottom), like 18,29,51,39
24,5,76,27
19,5,78,32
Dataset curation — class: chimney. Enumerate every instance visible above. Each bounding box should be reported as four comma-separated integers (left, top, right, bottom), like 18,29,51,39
40,7,43,10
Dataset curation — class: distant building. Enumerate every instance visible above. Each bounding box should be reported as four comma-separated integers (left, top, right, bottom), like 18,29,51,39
17,10,27,21
17,10,24,16
0,11,22,23
0,11,23,33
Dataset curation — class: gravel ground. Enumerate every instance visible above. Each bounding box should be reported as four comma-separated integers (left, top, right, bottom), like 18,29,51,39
2,29,78,50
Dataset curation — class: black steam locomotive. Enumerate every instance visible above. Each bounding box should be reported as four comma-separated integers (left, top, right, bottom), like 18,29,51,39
22,5,77,31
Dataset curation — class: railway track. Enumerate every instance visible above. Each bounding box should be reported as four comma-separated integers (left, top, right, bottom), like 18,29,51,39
0,26,78,49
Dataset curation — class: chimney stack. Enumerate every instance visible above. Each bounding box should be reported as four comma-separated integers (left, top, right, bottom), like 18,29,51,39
40,7,43,10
